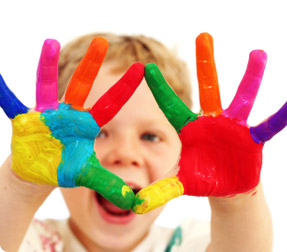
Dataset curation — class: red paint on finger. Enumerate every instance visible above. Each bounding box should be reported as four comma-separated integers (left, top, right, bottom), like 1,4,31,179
90,62,144,126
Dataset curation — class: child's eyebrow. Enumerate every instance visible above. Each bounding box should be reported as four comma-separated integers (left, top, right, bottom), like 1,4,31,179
136,120,167,128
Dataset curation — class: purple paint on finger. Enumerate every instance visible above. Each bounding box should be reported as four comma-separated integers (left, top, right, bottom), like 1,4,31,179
250,102,287,144
224,50,267,123
35,39,60,112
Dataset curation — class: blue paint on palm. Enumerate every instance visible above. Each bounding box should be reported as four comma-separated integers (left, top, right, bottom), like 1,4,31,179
41,103,101,187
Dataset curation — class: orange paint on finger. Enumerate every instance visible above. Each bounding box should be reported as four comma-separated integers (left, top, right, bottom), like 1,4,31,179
65,37,109,110
196,33,222,116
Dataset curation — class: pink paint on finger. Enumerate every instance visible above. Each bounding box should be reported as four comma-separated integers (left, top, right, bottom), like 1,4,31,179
35,39,60,112
223,50,267,123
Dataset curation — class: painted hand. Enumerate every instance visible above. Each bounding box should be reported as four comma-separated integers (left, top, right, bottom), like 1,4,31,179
0,38,144,210
133,33,287,214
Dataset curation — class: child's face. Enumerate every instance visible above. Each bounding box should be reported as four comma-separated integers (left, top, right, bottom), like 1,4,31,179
61,61,182,251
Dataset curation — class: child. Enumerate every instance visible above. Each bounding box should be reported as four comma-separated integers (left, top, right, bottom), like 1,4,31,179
0,33,273,252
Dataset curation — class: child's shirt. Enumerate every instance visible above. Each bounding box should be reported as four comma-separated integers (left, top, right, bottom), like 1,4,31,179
19,218,210,252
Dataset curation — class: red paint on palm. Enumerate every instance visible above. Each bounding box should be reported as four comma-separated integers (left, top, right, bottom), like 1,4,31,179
177,115,263,197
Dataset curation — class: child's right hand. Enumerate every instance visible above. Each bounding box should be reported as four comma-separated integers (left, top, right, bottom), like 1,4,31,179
133,33,287,214
0,38,144,210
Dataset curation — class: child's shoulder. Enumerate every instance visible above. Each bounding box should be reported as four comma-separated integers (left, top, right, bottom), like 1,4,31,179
133,219,210,252
18,218,210,252
18,219,86,252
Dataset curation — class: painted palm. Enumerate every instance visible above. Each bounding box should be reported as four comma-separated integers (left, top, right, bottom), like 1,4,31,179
0,38,144,210
133,33,287,214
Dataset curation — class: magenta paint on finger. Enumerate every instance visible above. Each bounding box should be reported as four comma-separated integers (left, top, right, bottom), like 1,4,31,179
35,39,60,112
223,50,267,123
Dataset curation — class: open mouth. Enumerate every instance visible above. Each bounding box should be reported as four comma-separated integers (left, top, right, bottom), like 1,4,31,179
95,186,141,223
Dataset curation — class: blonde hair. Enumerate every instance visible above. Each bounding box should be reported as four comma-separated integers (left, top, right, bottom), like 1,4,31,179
58,33,192,107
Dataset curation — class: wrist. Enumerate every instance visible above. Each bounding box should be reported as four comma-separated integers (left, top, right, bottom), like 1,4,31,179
208,182,273,252
0,155,55,252
2,155,55,201
208,182,261,213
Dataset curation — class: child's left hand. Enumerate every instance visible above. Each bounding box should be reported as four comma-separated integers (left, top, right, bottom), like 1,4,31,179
0,38,144,210
133,33,287,214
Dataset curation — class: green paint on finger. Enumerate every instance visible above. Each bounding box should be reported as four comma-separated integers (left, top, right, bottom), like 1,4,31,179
133,194,145,212
76,153,134,210
145,63,198,133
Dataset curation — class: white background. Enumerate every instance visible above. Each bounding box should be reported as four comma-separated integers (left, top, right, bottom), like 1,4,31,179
0,0,286,251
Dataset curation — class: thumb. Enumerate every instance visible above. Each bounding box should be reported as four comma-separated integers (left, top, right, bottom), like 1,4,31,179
75,153,134,210
132,175,184,214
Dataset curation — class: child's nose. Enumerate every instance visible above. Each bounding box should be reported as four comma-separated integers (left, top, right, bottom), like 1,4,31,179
107,138,144,168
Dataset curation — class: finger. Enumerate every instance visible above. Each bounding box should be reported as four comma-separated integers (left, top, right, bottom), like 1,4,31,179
65,37,108,110
250,102,287,144
132,176,184,214
0,74,28,118
35,39,61,112
145,63,197,133
224,50,267,122
75,153,134,210
89,62,144,127
196,33,222,116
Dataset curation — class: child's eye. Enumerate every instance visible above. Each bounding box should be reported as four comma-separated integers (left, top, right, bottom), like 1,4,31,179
141,133,160,142
96,130,108,139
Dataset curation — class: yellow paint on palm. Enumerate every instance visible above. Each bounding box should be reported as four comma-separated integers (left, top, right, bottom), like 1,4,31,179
133,176,184,214
11,112,62,185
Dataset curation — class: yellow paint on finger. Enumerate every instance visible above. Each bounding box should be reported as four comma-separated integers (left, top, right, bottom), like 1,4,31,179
11,113,62,185
122,185,132,197
133,176,184,214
